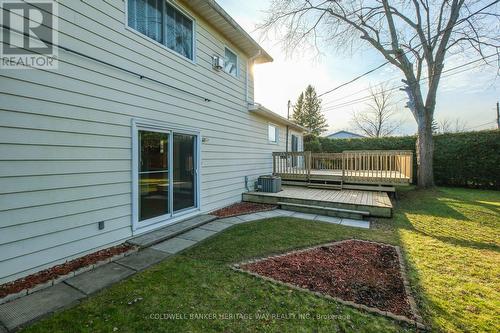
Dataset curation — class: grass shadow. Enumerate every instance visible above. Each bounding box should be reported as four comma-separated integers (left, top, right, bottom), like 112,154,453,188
391,187,500,332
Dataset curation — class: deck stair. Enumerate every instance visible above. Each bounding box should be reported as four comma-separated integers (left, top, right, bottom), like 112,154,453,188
307,184,343,190
278,201,369,220
243,186,393,219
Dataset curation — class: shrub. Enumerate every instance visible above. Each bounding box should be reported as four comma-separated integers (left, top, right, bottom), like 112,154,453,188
306,130,499,189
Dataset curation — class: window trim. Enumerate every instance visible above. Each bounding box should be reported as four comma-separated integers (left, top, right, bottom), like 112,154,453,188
124,0,197,64
131,118,201,234
268,122,279,144
224,45,239,77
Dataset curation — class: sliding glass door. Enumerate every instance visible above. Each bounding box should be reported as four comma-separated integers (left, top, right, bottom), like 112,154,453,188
173,133,196,212
134,125,198,230
138,130,170,221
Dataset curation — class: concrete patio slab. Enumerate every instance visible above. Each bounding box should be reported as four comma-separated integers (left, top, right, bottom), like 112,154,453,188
290,212,319,220
238,213,267,221
127,214,217,248
273,209,295,216
152,237,197,254
253,210,285,218
217,216,245,224
315,215,342,224
341,218,370,229
116,249,170,272
200,221,234,232
177,228,217,242
64,263,134,295
0,283,84,331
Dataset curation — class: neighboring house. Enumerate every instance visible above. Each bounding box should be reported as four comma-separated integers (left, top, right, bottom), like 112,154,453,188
0,0,306,284
325,131,365,139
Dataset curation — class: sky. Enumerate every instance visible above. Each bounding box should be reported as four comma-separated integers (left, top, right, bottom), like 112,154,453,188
218,0,500,136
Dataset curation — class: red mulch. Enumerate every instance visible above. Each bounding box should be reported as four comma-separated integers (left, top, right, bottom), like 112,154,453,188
241,240,413,318
211,202,278,218
0,243,134,298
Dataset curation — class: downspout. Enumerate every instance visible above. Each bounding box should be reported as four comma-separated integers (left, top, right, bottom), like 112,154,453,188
245,50,263,192
286,100,291,153
246,50,262,104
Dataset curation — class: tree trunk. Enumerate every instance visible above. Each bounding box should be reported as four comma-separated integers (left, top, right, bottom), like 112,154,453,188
416,111,434,188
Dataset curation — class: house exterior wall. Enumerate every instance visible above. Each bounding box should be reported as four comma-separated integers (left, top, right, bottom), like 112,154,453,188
0,1,297,283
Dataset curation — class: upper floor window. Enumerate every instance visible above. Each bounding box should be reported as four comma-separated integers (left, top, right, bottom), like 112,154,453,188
224,47,238,76
127,0,194,61
268,124,278,143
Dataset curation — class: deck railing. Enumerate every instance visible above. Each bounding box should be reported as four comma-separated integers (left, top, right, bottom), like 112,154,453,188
272,151,311,180
342,150,413,184
272,150,413,185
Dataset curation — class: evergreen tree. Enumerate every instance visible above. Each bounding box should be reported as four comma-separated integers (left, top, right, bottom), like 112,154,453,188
295,85,328,136
292,92,305,125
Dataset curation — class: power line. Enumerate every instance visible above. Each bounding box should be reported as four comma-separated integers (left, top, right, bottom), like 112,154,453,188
322,63,483,111
466,120,497,130
320,45,486,108
321,53,498,112
316,0,500,99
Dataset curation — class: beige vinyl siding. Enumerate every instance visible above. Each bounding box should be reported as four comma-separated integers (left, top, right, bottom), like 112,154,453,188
0,0,287,283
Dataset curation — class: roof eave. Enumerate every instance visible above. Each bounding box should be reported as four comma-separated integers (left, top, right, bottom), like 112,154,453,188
183,0,273,63
248,103,309,133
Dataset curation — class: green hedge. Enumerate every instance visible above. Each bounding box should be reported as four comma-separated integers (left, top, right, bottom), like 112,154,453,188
305,130,500,189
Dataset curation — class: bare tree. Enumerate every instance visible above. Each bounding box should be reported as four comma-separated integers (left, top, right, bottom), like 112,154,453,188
259,0,500,188
436,117,468,133
351,84,403,137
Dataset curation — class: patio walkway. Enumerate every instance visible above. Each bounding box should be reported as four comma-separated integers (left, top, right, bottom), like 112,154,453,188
0,210,369,332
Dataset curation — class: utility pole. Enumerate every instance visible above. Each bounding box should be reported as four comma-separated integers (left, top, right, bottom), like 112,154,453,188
496,101,499,129
286,100,291,153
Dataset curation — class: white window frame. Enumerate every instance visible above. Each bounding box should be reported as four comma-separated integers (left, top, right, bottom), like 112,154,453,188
124,0,197,64
268,123,279,144
224,46,239,77
131,118,201,234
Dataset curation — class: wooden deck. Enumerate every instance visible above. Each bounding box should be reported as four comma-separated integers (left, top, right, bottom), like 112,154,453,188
278,169,408,182
243,186,393,218
273,150,413,189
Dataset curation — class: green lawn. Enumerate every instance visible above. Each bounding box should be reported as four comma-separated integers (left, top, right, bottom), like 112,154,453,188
23,187,499,333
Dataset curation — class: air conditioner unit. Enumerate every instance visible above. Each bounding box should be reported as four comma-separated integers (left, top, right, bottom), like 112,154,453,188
257,175,282,193
212,55,224,71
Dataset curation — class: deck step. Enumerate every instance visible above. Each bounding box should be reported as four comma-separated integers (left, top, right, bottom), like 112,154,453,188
282,180,309,186
278,201,369,220
127,214,217,248
307,184,343,190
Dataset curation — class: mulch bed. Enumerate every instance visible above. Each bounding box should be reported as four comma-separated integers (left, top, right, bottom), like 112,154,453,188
0,243,134,298
240,240,414,319
211,202,278,218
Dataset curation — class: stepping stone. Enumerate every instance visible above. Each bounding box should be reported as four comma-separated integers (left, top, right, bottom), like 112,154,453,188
273,209,295,216
200,221,234,232
0,283,84,331
291,212,318,220
341,218,370,229
238,213,266,221
127,214,217,248
178,228,217,242
64,263,134,295
116,249,170,271
152,237,197,254
315,215,341,224
217,216,245,224
254,210,283,218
